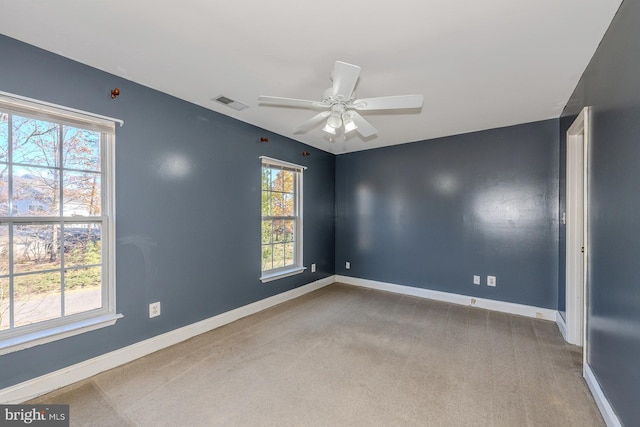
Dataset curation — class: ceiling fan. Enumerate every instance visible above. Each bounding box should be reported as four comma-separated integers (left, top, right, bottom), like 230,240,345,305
258,61,424,138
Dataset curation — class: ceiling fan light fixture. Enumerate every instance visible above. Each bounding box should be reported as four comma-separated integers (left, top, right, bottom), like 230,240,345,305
343,115,357,133
322,123,337,134
327,113,342,129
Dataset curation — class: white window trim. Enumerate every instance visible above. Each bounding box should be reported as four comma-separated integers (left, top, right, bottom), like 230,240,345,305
260,266,306,283
259,156,306,283
0,92,122,354
0,90,124,129
0,313,123,355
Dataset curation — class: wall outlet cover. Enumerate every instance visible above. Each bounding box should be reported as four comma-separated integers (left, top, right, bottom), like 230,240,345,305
149,302,161,318
473,275,481,285
487,276,497,287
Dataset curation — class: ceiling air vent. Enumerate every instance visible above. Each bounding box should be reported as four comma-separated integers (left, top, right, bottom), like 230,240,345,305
213,95,248,111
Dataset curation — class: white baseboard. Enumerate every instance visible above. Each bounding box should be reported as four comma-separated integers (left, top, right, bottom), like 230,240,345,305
556,311,568,341
335,275,557,321
0,275,335,404
584,363,622,427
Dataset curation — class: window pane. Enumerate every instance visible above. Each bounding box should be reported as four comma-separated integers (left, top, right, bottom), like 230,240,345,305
64,224,101,267
261,245,272,272
284,220,295,242
0,111,8,162
14,272,61,327
269,169,279,191
282,194,294,216
271,169,294,193
12,115,59,167
64,266,101,315
62,126,100,172
285,242,295,266
261,168,271,191
63,171,101,216
13,224,61,273
261,220,272,244
261,191,271,217
273,170,283,192
282,170,294,193
271,192,284,216
0,171,8,216
13,165,60,216
0,278,8,331
0,225,8,276
272,243,286,268
273,220,285,242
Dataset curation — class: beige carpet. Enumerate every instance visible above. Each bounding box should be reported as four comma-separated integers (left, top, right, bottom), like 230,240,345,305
30,283,604,426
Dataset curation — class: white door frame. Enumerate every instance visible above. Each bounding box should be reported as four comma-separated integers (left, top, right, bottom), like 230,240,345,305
565,106,590,350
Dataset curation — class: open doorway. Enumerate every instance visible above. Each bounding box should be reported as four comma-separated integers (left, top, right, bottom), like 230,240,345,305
565,107,589,352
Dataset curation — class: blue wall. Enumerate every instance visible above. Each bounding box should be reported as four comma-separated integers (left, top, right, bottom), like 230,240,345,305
0,35,335,389
561,0,640,423
335,120,559,309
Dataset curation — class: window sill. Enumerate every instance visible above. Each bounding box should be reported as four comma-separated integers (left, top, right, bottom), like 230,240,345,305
260,266,306,283
0,313,123,356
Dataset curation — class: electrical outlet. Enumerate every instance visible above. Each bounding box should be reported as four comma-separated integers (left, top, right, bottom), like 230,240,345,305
473,275,481,285
487,276,497,287
311,263,316,273
345,261,350,269
149,302,161,318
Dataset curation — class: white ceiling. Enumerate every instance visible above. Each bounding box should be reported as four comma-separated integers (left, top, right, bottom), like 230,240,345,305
0,1,621,154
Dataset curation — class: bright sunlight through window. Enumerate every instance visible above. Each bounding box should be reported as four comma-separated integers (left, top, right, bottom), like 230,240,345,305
260,157,305,283
0,92,119,353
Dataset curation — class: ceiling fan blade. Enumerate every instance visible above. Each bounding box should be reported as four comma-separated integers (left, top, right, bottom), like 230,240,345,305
352,94,424,111
349,112,378,138
293,111,331,134
332,61,361,99
258,96,327,109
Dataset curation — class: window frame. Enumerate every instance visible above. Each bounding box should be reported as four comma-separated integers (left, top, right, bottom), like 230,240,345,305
260,156,306,283
0,91,122,355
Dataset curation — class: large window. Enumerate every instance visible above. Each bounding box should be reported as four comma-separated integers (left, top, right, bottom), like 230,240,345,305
0,92,120,353
260,157,305,282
